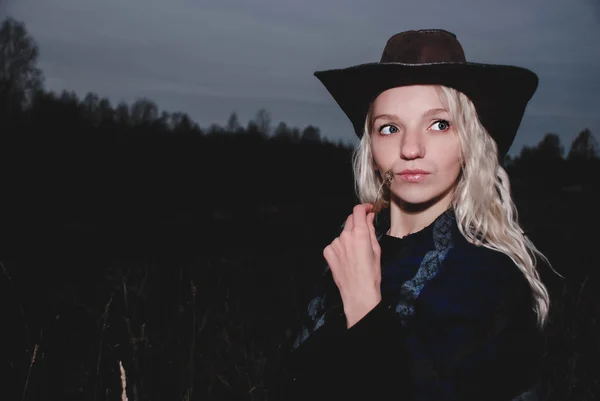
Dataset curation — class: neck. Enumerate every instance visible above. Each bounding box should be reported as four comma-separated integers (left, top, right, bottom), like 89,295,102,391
387,189,454,238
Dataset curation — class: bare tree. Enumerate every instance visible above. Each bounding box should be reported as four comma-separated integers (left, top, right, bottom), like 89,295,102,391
0,17,44,114
254,108,271,136
98,98,114,123
273,121,292,140
130,98,159,126
226,112,241,133
82,92,102,127
567,128,598,161
115,101,131,125
175,113,194,133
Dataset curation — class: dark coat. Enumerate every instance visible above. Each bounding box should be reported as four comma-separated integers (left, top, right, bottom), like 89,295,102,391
274,208,544,401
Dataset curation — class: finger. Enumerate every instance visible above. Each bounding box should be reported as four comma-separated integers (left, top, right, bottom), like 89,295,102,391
343,213,354,232
331,237,344,254
367,212,380,254
323,243,340,270
352,203,373,230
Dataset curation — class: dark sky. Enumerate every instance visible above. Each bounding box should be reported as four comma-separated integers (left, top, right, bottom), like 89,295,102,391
3,0,600,155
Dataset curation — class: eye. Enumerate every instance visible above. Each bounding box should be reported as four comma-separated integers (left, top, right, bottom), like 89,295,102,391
430,119,451,131
378,124,399,135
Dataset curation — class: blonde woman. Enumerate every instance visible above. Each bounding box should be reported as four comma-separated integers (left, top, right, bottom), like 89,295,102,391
278,30,550,401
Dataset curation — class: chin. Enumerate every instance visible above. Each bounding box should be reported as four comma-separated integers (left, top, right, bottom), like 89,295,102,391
392,186,454,209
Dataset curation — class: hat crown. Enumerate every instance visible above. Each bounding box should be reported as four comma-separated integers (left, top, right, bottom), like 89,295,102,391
380,29,467,64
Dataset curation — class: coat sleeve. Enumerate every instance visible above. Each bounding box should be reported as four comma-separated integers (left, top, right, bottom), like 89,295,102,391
276,253,544,401
276,300,408,401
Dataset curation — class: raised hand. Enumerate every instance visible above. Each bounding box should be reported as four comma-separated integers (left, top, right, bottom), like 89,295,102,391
323,203,382,328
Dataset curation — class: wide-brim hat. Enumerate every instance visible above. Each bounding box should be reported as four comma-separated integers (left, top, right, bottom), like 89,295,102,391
314,29,538,157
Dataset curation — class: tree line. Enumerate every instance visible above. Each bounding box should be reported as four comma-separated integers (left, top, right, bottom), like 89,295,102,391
1,16,597,164
0,17,335,146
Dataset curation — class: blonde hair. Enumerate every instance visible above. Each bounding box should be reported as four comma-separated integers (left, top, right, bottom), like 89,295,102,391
352,85,551,327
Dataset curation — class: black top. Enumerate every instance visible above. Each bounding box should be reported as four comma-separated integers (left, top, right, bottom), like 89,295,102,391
275,209,544,401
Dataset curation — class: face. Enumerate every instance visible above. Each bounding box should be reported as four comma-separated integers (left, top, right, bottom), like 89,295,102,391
370,85,462,208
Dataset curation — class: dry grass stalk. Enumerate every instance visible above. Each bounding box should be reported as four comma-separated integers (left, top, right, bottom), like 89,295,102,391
372,170,394,214
188,281,197,401
119,360,129,401
21,343,39,401
94,297,113,401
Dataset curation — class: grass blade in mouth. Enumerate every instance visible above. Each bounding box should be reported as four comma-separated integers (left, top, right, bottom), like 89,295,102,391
372,170,394,214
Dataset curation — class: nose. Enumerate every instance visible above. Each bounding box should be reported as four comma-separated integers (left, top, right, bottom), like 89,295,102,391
400,128,424,160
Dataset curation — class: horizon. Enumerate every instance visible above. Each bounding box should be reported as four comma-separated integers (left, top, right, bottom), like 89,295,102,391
2,0,600,156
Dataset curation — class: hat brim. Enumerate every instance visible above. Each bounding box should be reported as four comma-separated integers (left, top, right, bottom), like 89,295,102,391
314,62,538,157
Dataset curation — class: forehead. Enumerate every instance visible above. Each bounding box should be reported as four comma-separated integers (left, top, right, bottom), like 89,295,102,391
371,85,446,114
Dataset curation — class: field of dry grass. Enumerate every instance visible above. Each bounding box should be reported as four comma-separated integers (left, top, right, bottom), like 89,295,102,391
2,186,598,401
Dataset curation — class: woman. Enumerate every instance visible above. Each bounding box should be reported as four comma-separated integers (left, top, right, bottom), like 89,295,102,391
276,29,550,401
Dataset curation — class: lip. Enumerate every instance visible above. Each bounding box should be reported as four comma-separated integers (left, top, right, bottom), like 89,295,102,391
397,169,430,183
399,169,429,175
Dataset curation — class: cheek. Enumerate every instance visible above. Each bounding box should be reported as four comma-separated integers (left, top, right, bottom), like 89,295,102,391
444,137,460,159
371,139,395,165
370,143,385,168
437,140,462,176
446,151,462,171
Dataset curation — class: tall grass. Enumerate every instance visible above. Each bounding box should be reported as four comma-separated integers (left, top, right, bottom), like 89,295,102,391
2,190,598,400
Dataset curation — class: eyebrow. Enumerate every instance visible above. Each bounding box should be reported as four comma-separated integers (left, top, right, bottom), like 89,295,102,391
372,108,449,122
